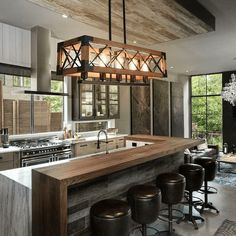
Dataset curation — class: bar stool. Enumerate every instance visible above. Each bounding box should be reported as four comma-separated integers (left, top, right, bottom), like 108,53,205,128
127,184,161,236
90,199,131,236
156,172,186,235
177,163,205,229
194,157,219,213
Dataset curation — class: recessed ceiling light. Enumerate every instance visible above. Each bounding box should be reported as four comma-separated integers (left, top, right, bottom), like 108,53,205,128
133,40,137,44
170,66,174,69
62,14,68,18
186,70,189,73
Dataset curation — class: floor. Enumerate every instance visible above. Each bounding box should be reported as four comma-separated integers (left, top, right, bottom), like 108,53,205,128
131,182,236,236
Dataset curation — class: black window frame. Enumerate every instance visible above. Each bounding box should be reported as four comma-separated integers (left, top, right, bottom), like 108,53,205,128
190,73,223,147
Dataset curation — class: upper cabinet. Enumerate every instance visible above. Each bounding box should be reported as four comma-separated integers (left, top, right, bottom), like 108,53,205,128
72,79,120,120
0,23,30,67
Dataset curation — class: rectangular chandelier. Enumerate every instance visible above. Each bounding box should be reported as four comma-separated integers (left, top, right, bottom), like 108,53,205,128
57,35,167,84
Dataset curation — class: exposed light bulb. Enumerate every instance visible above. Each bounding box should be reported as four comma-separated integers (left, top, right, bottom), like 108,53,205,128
130,59,138,70
142,63,149,72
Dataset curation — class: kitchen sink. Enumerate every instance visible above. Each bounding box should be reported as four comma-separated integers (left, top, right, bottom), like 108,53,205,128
74,140,153,160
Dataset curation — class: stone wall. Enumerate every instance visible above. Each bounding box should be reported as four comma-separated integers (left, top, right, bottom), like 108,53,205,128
131,86,150,134
171,82,184,137
153,80,170,136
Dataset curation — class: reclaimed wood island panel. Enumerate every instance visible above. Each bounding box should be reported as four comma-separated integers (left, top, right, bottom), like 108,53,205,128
32,135,203,236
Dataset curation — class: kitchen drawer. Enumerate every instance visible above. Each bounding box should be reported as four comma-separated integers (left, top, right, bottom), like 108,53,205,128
0,161,14,171
0,152,14,162
73,142,97,157
117,138,125,148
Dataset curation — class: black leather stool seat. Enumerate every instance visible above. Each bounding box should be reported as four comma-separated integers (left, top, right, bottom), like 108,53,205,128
90,199,131,236
156,172,186,204
156,173,186,235
179,164,204,192
194,157,217,181
194,157,219,214
177,163,205,229
127,184,161,225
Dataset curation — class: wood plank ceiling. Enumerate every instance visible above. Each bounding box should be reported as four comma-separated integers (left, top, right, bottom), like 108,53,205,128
26,0,215,45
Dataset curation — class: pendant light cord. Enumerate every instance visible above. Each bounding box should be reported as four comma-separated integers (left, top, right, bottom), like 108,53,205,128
108,0,127,44
108,0,112,40
123,0,127,44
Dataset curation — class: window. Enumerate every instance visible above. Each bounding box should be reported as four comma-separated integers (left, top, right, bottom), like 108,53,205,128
13,76,31,88
191,73,223,148
1,72,64,135
42,80,63,112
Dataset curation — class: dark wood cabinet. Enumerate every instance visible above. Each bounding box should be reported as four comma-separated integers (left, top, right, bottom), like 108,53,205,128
72,79,120,120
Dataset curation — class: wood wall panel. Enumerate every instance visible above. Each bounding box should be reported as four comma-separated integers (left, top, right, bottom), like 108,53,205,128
3,99,17,134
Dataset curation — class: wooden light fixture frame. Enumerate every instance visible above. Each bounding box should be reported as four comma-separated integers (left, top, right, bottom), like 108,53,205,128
57,35,167,85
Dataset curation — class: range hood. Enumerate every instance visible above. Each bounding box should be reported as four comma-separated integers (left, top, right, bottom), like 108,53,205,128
24,26,68,96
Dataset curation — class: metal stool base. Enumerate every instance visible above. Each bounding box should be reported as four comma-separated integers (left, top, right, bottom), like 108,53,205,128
195,202,219,214
176,213,204,230
158,231,182,236
128,224,160,236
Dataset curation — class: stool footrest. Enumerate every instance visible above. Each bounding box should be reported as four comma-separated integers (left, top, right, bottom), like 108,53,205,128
128,225,159,236
176,213,205,230
198,186,217,194
158,208,184,223
158,231,182,236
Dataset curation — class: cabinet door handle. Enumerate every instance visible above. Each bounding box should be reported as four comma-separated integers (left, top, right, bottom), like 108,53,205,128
80,144,88,147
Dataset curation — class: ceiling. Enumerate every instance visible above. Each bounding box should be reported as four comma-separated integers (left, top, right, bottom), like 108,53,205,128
25,0,214,45
0,0,236,76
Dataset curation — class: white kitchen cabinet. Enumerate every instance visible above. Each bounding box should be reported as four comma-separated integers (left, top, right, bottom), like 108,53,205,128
0,22,30,67
0,23,3,61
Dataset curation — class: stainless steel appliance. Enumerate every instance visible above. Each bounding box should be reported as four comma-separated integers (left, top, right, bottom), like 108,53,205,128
11,139,72,167
1,128,9,148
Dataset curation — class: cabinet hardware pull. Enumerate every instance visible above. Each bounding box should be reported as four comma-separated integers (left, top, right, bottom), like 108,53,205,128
80,144,88,147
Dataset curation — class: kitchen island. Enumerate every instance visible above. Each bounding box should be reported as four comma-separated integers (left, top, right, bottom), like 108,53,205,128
0,135,202,236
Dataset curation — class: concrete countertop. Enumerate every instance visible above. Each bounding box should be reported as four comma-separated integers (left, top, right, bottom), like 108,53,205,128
0,146,21,153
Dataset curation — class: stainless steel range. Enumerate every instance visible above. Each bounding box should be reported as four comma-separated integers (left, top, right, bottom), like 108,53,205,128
11,139,72,167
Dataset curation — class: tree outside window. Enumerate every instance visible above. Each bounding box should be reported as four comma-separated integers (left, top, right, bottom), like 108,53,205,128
13,76,31,88
191,73,223,149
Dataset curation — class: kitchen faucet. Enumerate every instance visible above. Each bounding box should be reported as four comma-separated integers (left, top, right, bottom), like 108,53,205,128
97,129,109,154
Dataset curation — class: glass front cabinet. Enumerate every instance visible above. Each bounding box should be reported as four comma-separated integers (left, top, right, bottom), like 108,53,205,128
72,79,120,120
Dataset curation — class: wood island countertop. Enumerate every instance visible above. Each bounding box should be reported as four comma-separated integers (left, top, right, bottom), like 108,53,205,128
33,135,203,186
32,135,203,236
